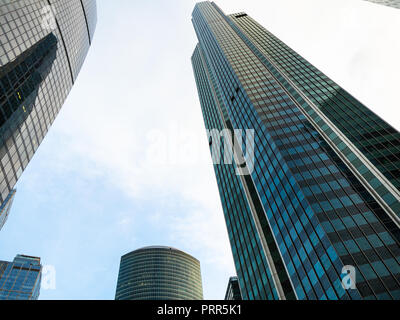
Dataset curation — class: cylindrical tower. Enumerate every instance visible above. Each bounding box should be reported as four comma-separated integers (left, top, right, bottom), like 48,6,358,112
115,246,203,300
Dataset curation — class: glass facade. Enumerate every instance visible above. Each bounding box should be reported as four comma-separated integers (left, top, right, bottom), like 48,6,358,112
115,246,203,300
0,0,97,226
0,188,15,231
0,254,42,300
191,1,400,300
363,0,400,9
225,276,242,300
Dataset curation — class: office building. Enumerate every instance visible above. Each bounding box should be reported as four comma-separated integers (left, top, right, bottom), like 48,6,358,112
191,1,400,300
225,276,242,300
0,189,15,231
115,246,203,300
0,0,97,227
0,254,42,300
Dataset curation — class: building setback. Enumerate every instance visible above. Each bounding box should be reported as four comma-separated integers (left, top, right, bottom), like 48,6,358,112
115,246,203,300
0,255,42,300
0,0,97,227
225,276,242,300
191,1,400,300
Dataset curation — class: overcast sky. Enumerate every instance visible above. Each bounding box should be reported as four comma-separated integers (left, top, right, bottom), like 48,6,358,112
0,0,399,300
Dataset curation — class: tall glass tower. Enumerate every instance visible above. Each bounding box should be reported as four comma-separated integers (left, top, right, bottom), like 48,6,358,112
363,0,400,9
191,1,400,300
0,189,15,231
225,276,242,300
0,1,97,225
0,255,42,300
115,246,203,300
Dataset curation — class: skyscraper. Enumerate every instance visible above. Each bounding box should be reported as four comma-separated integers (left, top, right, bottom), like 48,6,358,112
0,189,15,231
363,0,400,9
225,276,242,300
115,246,203,300
191,1,400,300
0,255,42,300
0,1,97,225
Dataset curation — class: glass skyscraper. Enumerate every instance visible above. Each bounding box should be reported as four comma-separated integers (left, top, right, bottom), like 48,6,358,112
0,0,97,226
0,188,15,231
0,254,42,300
363,0,400,9
191,1,400,300
225,276,242,300
115,246,203,300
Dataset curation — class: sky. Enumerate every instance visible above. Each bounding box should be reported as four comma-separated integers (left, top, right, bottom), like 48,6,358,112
0,0,399,300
